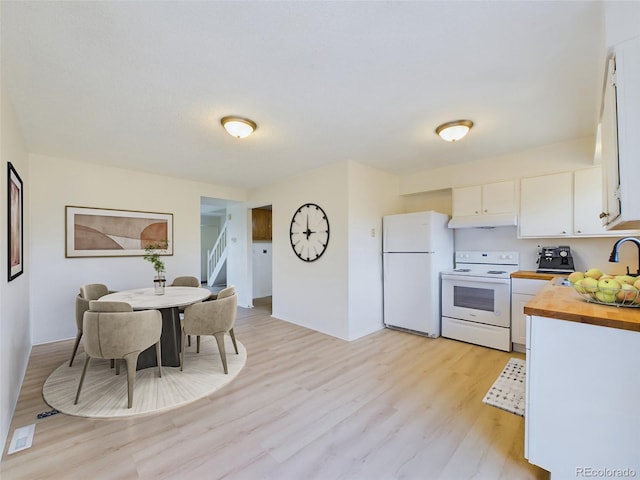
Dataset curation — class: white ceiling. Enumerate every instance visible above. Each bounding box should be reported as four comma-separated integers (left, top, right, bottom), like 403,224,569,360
2,1,605,190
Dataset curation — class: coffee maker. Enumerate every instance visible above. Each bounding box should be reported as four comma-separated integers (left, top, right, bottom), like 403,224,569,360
536,245,575,274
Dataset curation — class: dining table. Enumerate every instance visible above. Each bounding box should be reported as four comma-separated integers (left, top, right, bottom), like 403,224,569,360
97,286,212,369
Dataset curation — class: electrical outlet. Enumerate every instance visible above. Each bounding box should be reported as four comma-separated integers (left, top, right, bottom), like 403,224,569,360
7,424,35,454
370,228,376,238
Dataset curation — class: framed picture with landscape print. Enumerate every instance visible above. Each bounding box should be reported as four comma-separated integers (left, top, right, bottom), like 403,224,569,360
65,206,173,258
8,162,24,281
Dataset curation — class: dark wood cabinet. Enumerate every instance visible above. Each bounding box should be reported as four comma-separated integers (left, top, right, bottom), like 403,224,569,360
252,208,272,241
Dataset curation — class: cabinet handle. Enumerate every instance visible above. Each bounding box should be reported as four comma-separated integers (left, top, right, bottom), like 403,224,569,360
599,212,609,219
475,210,479,214
562,231,566,234
576,230,582,233
483,209,488,213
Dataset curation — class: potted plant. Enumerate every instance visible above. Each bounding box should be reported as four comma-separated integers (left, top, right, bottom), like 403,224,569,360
143,242,168,294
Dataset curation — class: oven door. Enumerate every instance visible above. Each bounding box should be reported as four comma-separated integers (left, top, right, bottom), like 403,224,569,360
441,274,511,327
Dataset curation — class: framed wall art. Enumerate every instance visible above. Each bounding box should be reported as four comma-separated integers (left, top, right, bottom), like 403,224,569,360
65,206,173,258
8,162,24,281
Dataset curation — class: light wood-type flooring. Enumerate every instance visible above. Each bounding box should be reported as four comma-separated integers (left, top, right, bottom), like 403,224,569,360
2,298,549,480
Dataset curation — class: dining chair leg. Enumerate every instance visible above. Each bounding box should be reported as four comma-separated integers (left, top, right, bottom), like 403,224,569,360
229,328,238,354
213,333,228,374
180,329,186,371
123,352,139,409
115,359,120,375
69,331,83,367
188,335,191,347
197,335,201,354
74,356,91,404
155,342,162,378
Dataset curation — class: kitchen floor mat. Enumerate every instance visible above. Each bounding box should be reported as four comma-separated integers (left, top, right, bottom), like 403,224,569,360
482,357,526,417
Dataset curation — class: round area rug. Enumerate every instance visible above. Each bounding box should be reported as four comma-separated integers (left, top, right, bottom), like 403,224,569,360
43,336,246,418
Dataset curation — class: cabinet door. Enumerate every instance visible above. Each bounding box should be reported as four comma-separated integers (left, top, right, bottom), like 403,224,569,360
452,185,481,216
519,172,573,237
574,167,640,237
482,181,515,215
574,167,607,235
600,56,621,226
511,293,531,345
252,209,271,241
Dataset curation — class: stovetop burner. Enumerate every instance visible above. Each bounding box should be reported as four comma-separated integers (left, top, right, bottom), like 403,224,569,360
441,251,520,280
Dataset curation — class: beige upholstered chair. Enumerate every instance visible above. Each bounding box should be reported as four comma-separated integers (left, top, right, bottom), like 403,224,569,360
181,286,238,374
69,283,112,367
170,276,201,346
74,301,162,409
170,276,200,287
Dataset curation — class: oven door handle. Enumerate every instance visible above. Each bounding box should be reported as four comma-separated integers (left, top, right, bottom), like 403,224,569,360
441,274,511,285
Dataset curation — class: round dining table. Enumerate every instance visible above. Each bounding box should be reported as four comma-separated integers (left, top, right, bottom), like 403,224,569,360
98,286,212,369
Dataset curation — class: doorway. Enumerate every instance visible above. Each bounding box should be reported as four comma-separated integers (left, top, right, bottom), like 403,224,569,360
251,205,273,311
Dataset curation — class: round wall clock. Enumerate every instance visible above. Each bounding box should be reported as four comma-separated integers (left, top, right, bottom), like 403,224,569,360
289,203,330,262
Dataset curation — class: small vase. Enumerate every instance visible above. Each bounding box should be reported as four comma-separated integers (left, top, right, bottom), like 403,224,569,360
154,274,166,295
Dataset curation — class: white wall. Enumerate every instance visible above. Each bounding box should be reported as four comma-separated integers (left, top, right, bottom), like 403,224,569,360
226,205,252,308
400,137,595,195
605,1,640,48
455,226,639,276
251,162,351,339
252,242,272,298
0,85,31,457
29,154,247,344
347,161,402,340
248,160,402,341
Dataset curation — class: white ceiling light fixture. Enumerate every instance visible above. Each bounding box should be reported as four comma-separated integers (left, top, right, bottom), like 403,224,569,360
221,116,257,138
435,119,474,142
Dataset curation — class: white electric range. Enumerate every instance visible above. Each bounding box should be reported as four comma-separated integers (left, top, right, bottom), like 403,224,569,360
440,251,520,351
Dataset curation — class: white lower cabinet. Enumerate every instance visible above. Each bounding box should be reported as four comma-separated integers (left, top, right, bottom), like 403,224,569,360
511,278,547,348
525,315,640,477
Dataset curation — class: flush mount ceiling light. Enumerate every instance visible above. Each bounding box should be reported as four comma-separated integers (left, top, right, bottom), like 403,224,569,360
221,116,257,139
435,120,474,142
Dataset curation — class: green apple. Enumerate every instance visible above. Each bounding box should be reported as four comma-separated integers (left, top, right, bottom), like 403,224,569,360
572,279,587,294
614,275,637,285
584,268,603,280
598,278,622,291
580,277,599,293
633,278,640,290
616,283,638,302
596,290,617,303
568,271,585,283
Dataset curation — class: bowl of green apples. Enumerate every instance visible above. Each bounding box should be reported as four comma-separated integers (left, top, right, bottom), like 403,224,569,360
568,269,640,307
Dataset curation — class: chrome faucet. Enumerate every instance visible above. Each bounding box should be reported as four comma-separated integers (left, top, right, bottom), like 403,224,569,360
608,237,640,276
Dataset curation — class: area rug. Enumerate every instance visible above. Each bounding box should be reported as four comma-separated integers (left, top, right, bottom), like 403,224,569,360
482,357,526,417
43,336,246,418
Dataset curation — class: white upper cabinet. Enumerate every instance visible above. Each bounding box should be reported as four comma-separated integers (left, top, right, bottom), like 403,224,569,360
519,172,573,238
574,167,607,235
520,167,640,238
452,185,482,216
452,181,515,217
600,35,640,230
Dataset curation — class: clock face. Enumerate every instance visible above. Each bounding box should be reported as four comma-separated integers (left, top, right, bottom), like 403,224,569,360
290,203,330,262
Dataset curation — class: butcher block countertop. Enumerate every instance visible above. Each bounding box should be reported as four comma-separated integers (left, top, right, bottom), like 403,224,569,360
511,270,557,281
523,278,640,332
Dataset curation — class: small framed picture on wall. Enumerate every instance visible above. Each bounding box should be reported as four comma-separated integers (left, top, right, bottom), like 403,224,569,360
8,162,24,281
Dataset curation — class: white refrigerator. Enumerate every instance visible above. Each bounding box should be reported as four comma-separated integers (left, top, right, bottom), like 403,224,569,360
383,211,453,337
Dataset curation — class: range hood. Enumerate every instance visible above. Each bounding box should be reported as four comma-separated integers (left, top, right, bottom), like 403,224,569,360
447,213,518,229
